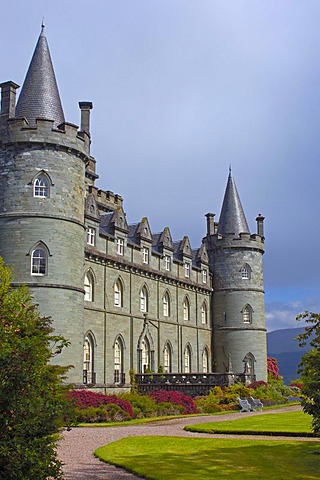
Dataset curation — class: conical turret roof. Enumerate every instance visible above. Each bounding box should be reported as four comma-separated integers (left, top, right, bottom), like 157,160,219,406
217,169,250,236
15,24,65,128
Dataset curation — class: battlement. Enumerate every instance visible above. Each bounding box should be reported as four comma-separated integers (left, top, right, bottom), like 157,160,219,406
211,232,265,252
0,116,90,159
88,185,123,212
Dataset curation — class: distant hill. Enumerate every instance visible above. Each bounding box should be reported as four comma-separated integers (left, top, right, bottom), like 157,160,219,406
267,327,312,384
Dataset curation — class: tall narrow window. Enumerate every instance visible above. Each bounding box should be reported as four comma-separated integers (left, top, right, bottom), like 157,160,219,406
84,271,94,302
141,338,150,372
86,227,95,246
201,302,207,324
164,255,171,271
202,348,209,373
183,297,190,321
140,286,148,312
114,338,124,384
114,279,123,307
202,269,207,283
164,343,172,373
83,334,95,384
243,304,252,324
184,263,190,278
184,345,191,373
31,248,47,275
34,174,50,198
116,237,124,255
163,292,170,317
142,247,149,264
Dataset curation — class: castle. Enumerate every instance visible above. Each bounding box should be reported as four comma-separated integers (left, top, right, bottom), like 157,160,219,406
0,26,267,392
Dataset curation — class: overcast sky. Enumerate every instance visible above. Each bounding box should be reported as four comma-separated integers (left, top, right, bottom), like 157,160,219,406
2,1,320,332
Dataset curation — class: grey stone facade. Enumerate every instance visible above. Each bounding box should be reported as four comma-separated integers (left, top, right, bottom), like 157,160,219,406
0,27,267,391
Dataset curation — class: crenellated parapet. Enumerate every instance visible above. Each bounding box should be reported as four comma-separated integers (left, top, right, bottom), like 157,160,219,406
210,231,265,253
0,117,91,160
87,185,123,212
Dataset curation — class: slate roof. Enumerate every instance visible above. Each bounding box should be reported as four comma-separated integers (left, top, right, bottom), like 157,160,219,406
217,171,250,236
15,25,65,128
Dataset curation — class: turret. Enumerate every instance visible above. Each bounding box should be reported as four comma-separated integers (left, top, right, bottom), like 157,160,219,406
0,25,90,383
205,169,267,381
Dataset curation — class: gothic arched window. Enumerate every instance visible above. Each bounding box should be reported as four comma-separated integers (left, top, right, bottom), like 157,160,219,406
140,286,148,312
202,348,209,373
33,173,50,198
183,297,190,321
114,279,123,307
163,291,170,317
84,271,94,302
83,333,95,384
31,247,47,276
184,345,192,373
241,264,251,280
242,304,253,324
164,342,172,373
201,302,208,324
114,337,124,384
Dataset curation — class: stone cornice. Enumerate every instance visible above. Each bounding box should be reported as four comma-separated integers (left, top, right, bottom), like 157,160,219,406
85,249,212,295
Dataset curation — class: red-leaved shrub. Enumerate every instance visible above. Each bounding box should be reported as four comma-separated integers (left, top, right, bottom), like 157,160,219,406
148,390,197,414
247,380,268,389
68,390,134,418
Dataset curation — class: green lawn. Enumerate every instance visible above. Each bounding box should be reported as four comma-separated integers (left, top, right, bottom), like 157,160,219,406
95,436,320,480
185,411,314,436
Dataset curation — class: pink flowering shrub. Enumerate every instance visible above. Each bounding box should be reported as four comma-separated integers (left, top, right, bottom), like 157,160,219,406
68,390,134,418
267,357,280,378
148,390,197,414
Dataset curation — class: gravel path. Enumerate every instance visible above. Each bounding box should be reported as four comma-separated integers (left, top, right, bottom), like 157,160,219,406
57,405,317,480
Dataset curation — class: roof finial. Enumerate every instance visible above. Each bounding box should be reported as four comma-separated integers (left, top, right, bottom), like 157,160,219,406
41,18,45,34
229,164,232,176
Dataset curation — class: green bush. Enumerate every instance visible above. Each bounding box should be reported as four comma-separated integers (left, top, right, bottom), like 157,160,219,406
76,404,132,423
119,391,158,418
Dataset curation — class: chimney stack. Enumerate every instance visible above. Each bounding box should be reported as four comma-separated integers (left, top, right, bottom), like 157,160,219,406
0,81,20,117
79,101,93,136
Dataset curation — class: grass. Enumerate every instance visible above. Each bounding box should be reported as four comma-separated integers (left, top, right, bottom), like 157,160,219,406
95,436,320,480
185,410,314,436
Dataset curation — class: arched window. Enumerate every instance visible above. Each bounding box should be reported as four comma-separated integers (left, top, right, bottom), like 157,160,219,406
141,338,150,372
84,271,94,302
163,342,172,373
31,247,47,275
241,264,251,280
114,279,123,307
202,348,209,373
34,173,50,198
184,345,192,373
243,352,255,376
183,297,190,321
242,304,253,324
201,302,208,324
114,337,124,384
163,291,170,317
140,286,148,312
83,334,95,384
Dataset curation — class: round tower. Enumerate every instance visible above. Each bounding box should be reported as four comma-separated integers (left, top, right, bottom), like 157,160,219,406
0,26,91,383
205,171,267,382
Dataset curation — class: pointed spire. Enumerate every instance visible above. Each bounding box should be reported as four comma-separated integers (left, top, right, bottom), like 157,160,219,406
15,25,65,128
217,170,250,236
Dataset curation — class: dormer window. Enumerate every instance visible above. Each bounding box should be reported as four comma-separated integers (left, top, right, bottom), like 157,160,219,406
164,255,171,271
86,227,95,246
184,263,190,278
116,238,124,255
34,173,50,198
142,247,149,264
202,270,207,283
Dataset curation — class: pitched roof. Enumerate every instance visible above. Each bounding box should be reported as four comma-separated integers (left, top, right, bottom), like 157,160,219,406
217,171,250,236
15,25,65,128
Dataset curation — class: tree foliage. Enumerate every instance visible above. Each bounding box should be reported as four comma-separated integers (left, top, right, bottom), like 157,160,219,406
296,311,320,435
0,259,74,480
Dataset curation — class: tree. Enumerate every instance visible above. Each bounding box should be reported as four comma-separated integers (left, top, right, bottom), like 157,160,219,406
296,311,320,435
0,258,74,480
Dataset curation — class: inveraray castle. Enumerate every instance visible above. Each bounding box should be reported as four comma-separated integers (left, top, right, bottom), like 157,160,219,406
0,27,267,393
